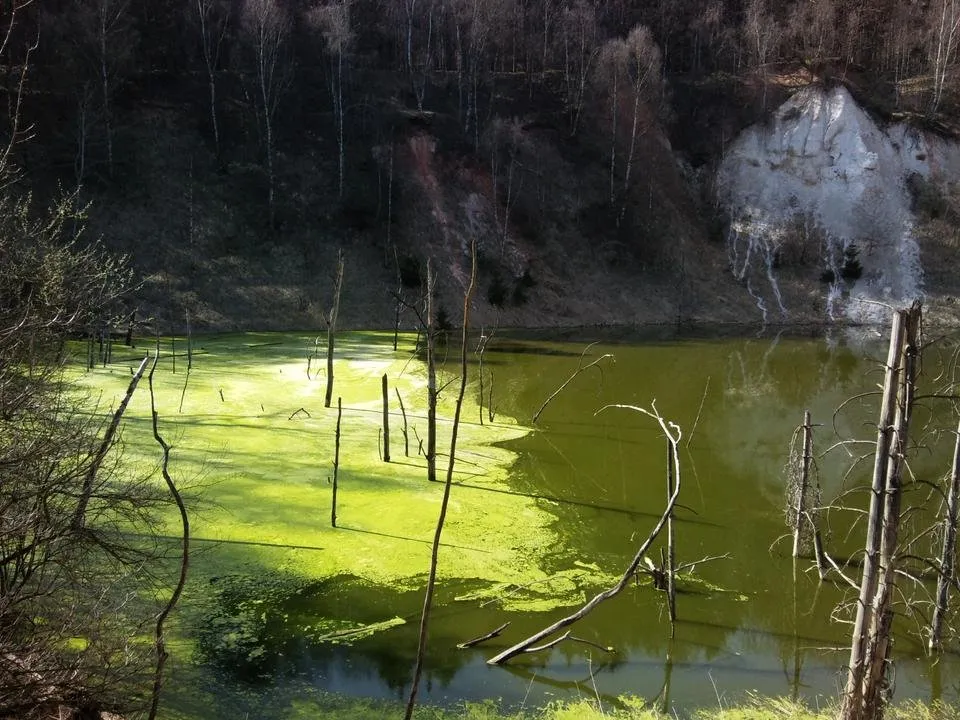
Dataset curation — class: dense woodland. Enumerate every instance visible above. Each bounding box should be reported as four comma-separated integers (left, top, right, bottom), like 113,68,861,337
0,0,959,331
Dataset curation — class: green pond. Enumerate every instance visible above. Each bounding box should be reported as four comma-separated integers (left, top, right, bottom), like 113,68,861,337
76,327,960,718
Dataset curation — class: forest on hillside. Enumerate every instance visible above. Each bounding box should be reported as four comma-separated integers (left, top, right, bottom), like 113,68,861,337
7,0,960,213
0,0,956,332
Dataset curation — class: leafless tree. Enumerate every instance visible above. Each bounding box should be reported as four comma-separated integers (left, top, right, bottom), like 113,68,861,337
928,0,960,113
742,0,780,109
786,0,836,65
559,0,598,135
146,350,190,720
488,401,681,665
401,0,436,110
308,0,354,200
0,189,176,718
619,25,662,224
194,0,229,162
929,415,960,652
689,0,724,73
595,37,627,207
594,25,662,223
92,0,134,178
241,0,291,229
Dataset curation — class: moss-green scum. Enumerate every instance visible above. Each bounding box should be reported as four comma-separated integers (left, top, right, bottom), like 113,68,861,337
78,332,572,594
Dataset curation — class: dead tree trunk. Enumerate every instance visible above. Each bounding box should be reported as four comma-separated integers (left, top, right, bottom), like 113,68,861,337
405,244,477,720
382,373,391,462
792,410,813,558
396,388,410,456
488,402,681,665
666,437,677,627
841,302,921,720
843,312,905,710
477,331,488,426
930,415,960,653
73,355,150,529
476,320,497,425
324,250,345,408
147,353,190,720
331,397,342,528
426,259,437,483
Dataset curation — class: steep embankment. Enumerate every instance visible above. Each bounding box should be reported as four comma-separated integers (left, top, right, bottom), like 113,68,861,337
77,79,960,332
717,84,960,325
78,82,751,333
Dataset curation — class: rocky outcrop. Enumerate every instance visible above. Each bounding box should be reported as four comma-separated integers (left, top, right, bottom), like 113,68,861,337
717,85,960,324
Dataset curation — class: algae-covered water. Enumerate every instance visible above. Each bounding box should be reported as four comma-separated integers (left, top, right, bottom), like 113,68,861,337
76,327,960,718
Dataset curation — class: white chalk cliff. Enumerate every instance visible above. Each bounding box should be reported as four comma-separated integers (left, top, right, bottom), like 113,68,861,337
717,85,960,324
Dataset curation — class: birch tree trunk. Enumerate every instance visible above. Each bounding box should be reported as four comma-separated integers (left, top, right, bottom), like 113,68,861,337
243,0,289,230
98,2,114,178
930,0,960,114
196,0,227,162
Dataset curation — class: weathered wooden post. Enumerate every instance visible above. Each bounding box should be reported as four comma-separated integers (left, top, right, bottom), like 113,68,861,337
382,373,391,462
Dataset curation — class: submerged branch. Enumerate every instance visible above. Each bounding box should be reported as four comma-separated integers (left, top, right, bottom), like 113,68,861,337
457,622,510,649
487,402,680,666
532,342,614,424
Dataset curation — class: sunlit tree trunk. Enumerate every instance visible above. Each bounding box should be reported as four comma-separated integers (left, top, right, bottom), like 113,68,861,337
929,0,960,114
196,0,228,162
309,1,353,200
243,0,290,230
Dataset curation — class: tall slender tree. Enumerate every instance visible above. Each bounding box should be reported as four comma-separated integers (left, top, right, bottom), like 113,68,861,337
309,0,354,200
242,0,290,229
194,0,229,162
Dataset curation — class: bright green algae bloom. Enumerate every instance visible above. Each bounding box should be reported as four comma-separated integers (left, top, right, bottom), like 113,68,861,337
72,332,601,654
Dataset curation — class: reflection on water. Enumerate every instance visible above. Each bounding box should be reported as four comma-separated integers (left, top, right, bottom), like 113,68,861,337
173,327,960,718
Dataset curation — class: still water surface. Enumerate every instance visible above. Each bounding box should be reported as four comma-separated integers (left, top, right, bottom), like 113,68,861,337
173,326,960,716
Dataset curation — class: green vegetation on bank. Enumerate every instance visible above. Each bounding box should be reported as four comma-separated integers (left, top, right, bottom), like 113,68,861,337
161,693,959,720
